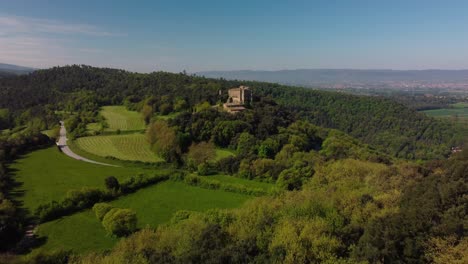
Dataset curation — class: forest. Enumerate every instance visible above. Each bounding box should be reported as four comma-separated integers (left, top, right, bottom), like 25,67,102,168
0,65,462,160
0,65,465,263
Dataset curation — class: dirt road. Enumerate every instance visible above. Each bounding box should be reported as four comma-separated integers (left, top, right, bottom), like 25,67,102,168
57,121,118,167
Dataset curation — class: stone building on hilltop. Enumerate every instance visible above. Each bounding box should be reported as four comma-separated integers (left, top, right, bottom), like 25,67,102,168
223,86,252,113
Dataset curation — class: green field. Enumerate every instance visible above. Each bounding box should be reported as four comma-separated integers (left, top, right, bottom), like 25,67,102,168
74,134,163,163
35,181,251,253
35,210,117,253
422,104,468,124
451,102,468,108
214,148,235,161
208,174,275,191
101,106,146,131
10,147,146,212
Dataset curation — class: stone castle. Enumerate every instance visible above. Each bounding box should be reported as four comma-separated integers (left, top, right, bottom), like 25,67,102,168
223,85,252,113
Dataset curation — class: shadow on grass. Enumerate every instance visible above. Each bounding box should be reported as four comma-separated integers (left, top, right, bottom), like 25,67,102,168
13,235,48,255
3,144,53,254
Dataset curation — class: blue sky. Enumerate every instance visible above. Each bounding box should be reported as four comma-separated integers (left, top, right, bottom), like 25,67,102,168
1,0,468,72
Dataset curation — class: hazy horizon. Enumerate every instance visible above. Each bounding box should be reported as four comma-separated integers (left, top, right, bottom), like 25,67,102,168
3,1,468,72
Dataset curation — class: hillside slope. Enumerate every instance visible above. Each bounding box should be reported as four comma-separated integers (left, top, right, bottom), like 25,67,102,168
0,65,460,159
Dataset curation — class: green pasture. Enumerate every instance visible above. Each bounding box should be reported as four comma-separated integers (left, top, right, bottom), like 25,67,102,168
100,106,146,131
214,148,235,161
35,181,251,253
422,103,468,124
10,147,146,212
74,134,163,163
208,174,275,191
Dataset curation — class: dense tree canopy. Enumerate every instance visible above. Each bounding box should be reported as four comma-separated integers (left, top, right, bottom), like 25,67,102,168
0,65,461,160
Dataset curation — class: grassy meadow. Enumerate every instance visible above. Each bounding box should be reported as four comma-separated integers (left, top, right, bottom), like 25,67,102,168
214,148,235,161
35,181,251,253
100,106,146,131
422,102,468,124
35,210,117,253
74,133,163,163
208,174,275,191
10,147,146,212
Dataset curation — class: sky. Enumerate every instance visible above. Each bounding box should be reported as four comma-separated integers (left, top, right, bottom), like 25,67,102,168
1,0,468,72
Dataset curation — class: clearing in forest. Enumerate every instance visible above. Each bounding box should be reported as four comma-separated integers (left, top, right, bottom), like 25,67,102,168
101,106,146,131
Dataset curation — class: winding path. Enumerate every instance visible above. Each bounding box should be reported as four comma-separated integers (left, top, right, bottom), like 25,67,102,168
57,121,118,167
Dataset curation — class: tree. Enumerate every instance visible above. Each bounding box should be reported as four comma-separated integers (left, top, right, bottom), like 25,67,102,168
0,109,10,129
426,236,468,264
141,104,153,124
146,120,181,162
159,103,173,115
102,208,137,237
212,121,251,147
236,132,257,157
258,138,281,159
277,169,304,191
186,141,216,171
105,176,120,192
174,98,188,112
92,203,114,221
194,101,211,112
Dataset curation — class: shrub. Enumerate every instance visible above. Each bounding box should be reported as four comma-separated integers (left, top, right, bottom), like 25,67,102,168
120,174,169,194
93,203,114,221
35,188,111,223
197,162,212,176
105,176,120,192
102,208,137,237
170,210,193,224
216,156,240,175
186,141,215,170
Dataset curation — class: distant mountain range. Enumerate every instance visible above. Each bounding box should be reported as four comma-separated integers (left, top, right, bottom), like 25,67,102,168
196,69,468,89
0,63,37,76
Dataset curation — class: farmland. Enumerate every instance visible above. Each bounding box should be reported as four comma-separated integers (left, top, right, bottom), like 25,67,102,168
100,106,146,131
10,147,146,212
74,133,163,163
422,102,468,124
34,181,251,253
